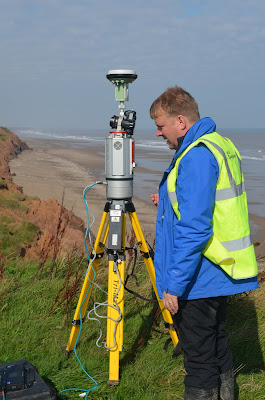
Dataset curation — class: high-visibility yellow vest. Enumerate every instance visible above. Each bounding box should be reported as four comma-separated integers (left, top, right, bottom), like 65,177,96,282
167,131,258,280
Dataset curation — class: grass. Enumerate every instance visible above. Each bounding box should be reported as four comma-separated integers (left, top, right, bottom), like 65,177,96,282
0,190,40,257
0,179,8,189
0,217,39,257
0,127,15,141
0,255,264,400
0,191,31,212
0,126,12,137
0,132,8,141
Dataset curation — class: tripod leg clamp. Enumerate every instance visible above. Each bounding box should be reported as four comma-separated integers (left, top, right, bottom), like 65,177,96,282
164,322,175,330
90,251,104,260
72,317,85,326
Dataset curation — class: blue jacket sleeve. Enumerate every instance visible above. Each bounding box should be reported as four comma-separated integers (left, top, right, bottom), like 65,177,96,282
165,145,219,297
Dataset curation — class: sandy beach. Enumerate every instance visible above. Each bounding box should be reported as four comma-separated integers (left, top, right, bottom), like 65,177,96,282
9,137,265,259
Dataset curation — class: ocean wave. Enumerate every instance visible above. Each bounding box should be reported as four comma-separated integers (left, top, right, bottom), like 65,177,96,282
14,129,105,143
19,129,47,136
136,144,168,149
136,142,170,151
242,155,265,162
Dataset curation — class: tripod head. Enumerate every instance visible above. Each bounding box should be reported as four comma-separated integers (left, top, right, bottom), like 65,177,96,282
105,70,137,201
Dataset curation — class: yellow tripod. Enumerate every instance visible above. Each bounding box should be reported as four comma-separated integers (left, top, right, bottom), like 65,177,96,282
64,200,180,385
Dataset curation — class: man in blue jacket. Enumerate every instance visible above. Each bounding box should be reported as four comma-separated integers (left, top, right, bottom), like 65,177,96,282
150,86,258,400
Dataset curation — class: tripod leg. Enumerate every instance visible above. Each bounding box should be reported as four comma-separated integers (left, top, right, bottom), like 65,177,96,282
106,211,126,385
107,256,125,385
128,210,179,349
64,211,109,353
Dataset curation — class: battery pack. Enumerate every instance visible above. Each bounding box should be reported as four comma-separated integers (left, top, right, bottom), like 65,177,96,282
0,360,57,399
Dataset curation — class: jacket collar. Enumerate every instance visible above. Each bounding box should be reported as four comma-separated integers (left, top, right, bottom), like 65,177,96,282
168,117,216,171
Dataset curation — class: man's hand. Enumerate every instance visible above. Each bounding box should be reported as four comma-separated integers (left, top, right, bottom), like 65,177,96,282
163,291,179,315
150,187,159,206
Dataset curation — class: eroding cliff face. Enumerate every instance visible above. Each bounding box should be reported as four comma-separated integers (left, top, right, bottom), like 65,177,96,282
0,127,29,186
25,198,86,259
0,127,86,259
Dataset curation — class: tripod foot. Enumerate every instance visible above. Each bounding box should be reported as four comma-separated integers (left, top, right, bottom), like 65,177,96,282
171,342,182,360
163,339,182,359
61,345,73,356
108,379,120,386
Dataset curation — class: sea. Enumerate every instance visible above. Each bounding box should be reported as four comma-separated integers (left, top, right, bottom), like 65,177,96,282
11,127,265,222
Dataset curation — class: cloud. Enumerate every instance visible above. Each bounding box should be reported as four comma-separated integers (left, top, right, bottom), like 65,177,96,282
0,0,265,128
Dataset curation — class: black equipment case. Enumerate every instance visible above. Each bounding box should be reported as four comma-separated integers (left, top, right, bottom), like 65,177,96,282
0,360,57,399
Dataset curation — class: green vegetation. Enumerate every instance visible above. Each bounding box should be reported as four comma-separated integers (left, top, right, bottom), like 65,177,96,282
0,126,12,134
0,215,39,257
0,255,264,400
0,133,8,141
0,191,32,212
0,126,12,140
0,179,8,189
0,190,40,257
0,192,37,213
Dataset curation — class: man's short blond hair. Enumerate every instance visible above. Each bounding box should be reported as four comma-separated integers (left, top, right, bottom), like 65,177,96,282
150,86,200,123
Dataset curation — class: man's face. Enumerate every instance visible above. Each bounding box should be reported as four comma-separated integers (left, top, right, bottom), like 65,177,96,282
154,110,184,150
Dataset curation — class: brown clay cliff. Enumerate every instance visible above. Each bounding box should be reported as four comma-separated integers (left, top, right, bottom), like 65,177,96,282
0,127,86,259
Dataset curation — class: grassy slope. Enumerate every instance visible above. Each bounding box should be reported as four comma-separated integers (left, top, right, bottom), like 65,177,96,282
0,190,40,258
0,257,264,400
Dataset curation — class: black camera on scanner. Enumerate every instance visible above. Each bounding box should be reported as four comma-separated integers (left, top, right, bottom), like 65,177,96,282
109,110,137,136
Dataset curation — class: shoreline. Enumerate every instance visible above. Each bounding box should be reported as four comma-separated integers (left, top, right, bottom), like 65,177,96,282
9,137,265,249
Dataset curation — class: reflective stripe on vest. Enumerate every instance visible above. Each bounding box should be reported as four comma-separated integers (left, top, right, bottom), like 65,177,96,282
203,138,246,201
168,191,178,204
216,182,246,201
222,234,252,252
167,131,258,280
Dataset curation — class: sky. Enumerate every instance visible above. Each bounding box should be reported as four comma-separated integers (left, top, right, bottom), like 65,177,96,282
0,0,265,131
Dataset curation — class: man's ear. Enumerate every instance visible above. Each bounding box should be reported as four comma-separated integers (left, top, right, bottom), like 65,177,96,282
177,114,193,132
177,115,187,131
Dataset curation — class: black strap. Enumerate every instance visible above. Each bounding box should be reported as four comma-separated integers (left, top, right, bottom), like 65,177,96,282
124,286,157,302
124,244,157,302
